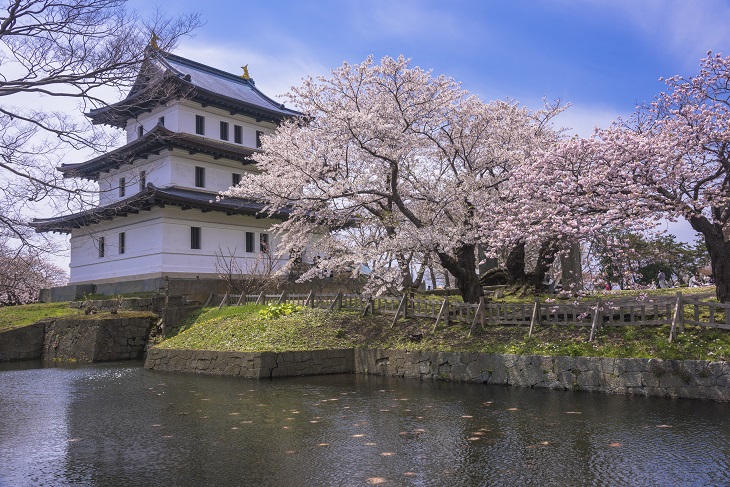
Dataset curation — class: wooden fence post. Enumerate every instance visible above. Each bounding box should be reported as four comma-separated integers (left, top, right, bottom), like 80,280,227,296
329,291,343,311
677,291,685,333
432,297,449,333
669,291,684,343
361,296,374,317
468,297,485,337
528,299,540,338
391,294,408,328
588,300,602,342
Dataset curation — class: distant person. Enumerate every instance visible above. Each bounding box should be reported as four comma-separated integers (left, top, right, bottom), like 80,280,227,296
671,274,679,287
689,274,700,287
658,271,667,289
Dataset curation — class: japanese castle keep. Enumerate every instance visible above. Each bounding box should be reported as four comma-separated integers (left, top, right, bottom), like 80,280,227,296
32,45,300,287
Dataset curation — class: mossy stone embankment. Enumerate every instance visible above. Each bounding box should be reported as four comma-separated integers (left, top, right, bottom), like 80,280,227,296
156,304,730,362
147,304,730,401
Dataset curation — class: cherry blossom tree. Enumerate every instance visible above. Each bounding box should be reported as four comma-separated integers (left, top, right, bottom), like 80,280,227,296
517,52,730,301
0,241,66,305
224,56,563,302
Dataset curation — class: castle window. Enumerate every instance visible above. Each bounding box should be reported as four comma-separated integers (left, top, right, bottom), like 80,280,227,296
139,170,146,192
195,115,205,135
245,232,255,253
256,130,263,149
232,173,241,186
98,237,105,258
234,125,242,144
119,177,125,197
158,116,165,127
118,232,125,255
191,227,201,249
220,121,229,141
195,166,205,188
137,125,143,138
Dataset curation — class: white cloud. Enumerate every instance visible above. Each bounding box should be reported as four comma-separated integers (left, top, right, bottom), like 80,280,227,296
553,102,623,138
588,0,730,64
352,0,472,44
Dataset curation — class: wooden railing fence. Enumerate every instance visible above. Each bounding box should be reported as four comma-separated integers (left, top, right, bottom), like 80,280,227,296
209,291,728,343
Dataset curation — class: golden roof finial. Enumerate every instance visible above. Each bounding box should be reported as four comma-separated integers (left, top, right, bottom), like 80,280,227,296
149,31,160,50
241,64,251,80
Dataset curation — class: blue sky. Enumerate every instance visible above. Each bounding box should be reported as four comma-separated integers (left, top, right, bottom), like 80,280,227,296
125,0,729,243
129,0,730,140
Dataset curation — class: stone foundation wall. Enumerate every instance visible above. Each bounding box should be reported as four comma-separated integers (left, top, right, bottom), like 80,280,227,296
355,349,730,402
43,316,155,362
144,348,355,378
0,322,46,362
144,347,730,401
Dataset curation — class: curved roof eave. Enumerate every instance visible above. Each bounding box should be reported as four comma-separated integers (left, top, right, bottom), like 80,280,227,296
30,184,290,233
59,126,258,180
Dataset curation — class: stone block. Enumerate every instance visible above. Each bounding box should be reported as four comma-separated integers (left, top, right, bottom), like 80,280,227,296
615,358,648,374
575,370,600,388
557,369,577,388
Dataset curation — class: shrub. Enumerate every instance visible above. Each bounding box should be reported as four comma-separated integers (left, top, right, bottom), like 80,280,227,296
259,303,304,319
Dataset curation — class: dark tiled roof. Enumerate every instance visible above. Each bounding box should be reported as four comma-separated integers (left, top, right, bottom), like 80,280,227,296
30,184,289,233
162,53,297,117
59,126,257,180
88,48,301,127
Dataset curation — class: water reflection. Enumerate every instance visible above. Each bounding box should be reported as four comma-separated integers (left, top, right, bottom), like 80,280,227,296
0,361,729,486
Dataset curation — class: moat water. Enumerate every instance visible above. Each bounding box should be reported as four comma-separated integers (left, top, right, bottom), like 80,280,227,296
0,361,728,486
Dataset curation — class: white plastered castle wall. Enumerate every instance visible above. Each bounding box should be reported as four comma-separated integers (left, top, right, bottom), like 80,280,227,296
68,207,284,284
125,101,276,146
97,151,257,206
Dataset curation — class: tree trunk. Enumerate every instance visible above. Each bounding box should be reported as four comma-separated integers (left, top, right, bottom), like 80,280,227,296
506,241,526,284
689,215,730,302
395,252,414,291
411,256,429,290
436,244,482,303
477,244,499,276
560,242,583,293
531,240,557,291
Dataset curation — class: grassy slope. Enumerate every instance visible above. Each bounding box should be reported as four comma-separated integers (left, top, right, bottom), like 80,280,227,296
0,303,157,333
0,303,82,332
158,301,730,361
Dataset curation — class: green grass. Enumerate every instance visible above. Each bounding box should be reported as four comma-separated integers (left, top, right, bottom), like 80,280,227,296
0,302,82,332
161,305,357,352
156,303,730,361
0,303,157,333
